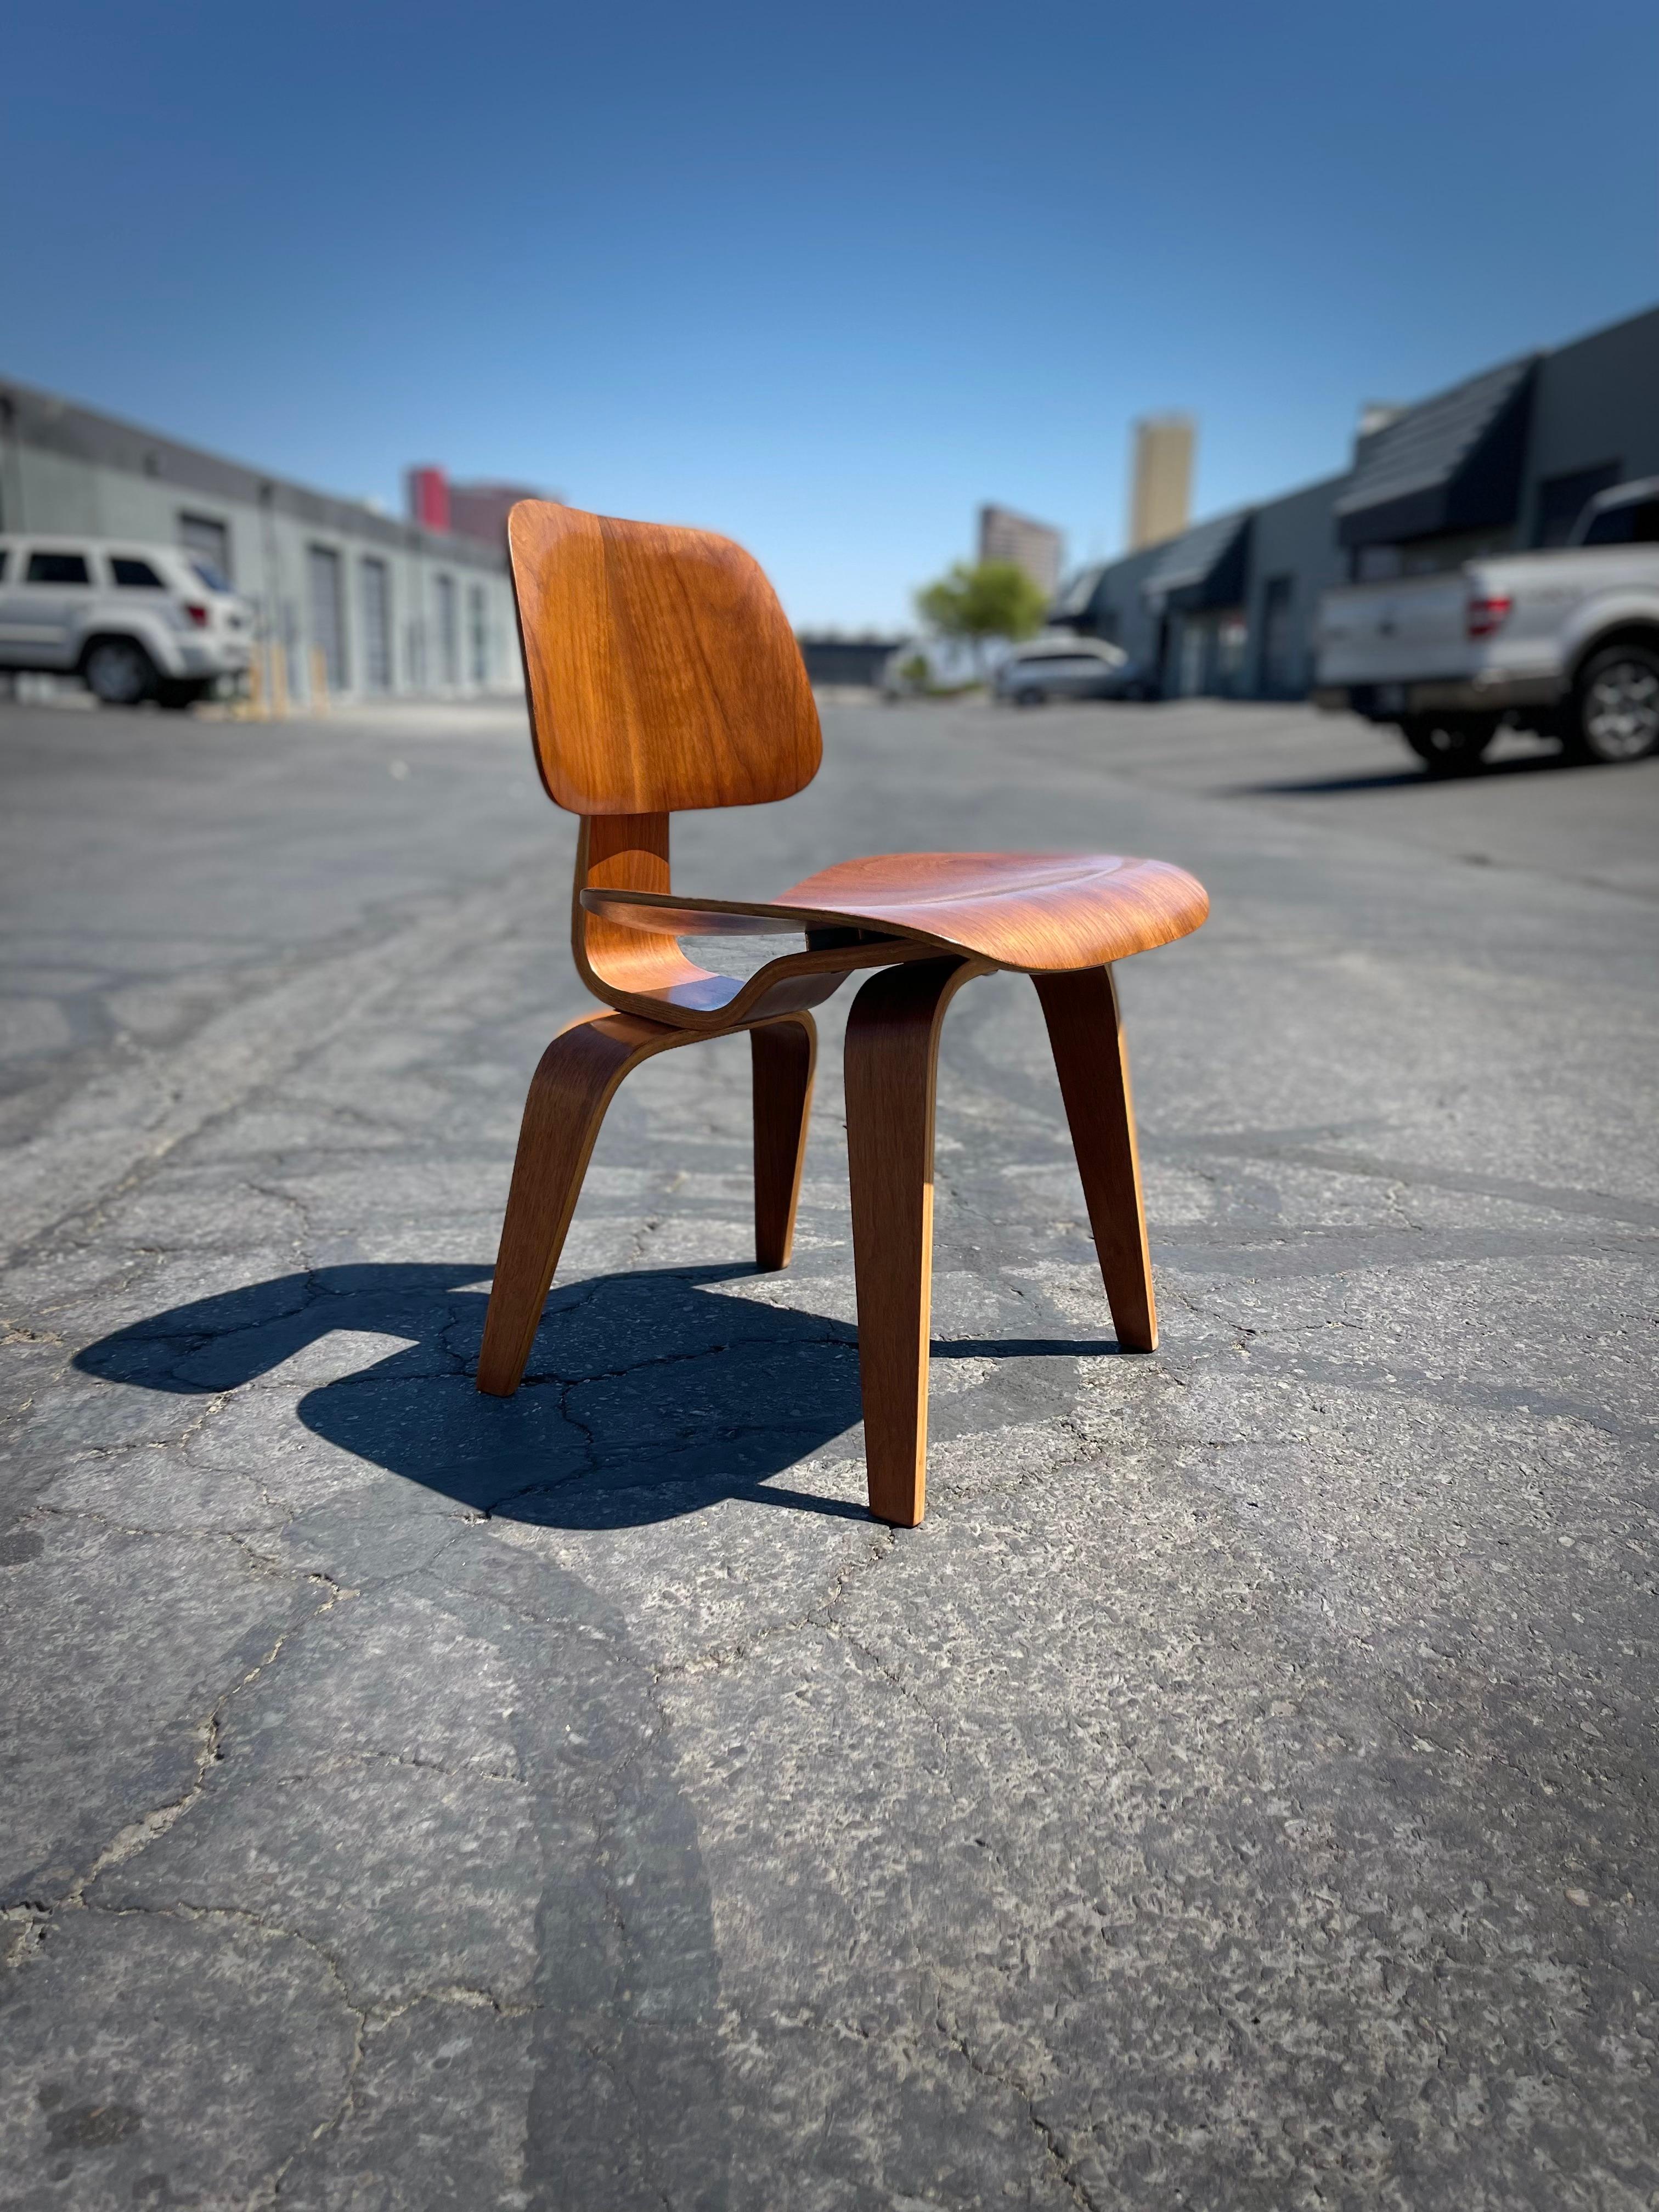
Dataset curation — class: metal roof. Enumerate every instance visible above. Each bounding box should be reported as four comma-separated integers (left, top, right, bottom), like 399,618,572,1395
1142,508,1250,599
1334,354,1538,544
1049,563,1104,620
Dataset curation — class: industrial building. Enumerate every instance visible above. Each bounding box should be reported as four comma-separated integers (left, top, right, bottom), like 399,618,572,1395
0,380,521,706
1056,301,1659,699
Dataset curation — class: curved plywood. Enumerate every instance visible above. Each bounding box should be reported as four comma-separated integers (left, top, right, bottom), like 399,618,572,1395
583,850,1210,974
509,503,822,817
482,505,1211,1527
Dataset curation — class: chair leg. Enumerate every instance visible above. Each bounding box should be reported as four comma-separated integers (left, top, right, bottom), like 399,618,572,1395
1032,966,1157,1352
751,1014,816,1269
477,1011,684,1397
844,957,988,1527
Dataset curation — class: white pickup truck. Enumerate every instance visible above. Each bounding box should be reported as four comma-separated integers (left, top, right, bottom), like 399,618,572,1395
1314,477,1659,772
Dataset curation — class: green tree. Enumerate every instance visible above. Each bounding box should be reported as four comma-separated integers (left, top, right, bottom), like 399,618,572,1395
913,560,1049,678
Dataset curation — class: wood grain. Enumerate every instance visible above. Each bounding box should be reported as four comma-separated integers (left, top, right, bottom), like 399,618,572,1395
476,1011,680,1397
751,1017,816,1268
1034,967,1157,1352
584,848,1209,975
509,502,822,817
481,503,1210,1529
477,1005,821,1396
843,957,991,1526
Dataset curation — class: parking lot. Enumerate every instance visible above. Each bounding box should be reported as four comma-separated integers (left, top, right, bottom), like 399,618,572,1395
2,691,1656,2209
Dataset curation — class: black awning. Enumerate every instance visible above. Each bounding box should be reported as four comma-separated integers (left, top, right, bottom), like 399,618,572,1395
1335,355,1538,548
1048,564,1105,623
1143,509,1251,610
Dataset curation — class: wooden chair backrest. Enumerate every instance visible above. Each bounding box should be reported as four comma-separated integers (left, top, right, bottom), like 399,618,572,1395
507,502,822,817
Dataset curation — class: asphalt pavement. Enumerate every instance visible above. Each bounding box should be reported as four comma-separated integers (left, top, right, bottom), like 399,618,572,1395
2,690,1656,2210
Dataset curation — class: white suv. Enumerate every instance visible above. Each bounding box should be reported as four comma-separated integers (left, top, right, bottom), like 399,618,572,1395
0,535,254,708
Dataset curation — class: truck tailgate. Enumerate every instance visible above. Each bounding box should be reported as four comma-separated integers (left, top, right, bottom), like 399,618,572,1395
1317,575,1472,686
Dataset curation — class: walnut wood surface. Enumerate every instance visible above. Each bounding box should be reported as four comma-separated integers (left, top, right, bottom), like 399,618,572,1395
1034,967,1157,1351
510,503,822,817
571,811,939,1031
477,1006,817,1396
583,849,1209,973
843,957,991,1526
751,1019,815,1268
481,505,1207,1524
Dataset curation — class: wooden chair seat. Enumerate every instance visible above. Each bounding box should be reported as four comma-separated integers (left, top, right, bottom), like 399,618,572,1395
584,848,1208,973
473,502,1211,1528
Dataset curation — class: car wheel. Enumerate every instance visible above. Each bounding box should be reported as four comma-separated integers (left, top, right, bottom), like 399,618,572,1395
1400,714,1493,776
1571,644,1659,763
83,637,157,706
1014,686,1046,708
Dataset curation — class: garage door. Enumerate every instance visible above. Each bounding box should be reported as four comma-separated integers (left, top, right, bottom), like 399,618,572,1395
307,545,347,693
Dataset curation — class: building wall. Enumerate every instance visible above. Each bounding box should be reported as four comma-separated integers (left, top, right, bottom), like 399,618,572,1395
1520,304,1659,546
1070,541,1167,669
1126,416,1194,551
978,505,1063,595
1243,473,1348,697
1053,300,1657,702
0,379,521,706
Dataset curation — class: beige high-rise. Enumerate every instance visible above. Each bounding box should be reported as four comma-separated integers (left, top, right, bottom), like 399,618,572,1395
1126,415,1195,550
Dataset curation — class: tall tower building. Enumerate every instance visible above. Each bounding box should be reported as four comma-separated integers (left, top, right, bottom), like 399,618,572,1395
1126,415,1195,550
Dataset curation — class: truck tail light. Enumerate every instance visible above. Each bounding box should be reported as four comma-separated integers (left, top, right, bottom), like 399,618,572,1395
1466,594,1511,637
183,602,210,628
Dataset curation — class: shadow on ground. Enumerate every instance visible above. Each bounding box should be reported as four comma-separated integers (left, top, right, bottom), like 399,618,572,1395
1241,745,1584,796
76,1261,1119,1529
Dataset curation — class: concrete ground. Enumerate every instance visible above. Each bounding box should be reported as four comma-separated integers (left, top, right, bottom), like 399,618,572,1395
1,691,1655,2211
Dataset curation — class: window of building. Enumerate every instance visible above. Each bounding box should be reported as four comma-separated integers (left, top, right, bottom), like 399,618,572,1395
435,574,458,685
1536,461,1623,548
110,556,166,589
360,558,392,692
468,583,488,685
179,512,232,584
26,550,92,585
307,545,348,693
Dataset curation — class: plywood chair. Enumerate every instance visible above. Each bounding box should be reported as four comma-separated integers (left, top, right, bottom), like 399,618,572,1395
476,504,1209,1526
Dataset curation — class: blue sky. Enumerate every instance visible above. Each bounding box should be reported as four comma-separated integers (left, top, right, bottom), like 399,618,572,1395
3,0,1655,628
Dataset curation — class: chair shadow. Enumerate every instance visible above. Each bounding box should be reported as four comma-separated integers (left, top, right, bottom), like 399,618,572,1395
74,1261,1121,1531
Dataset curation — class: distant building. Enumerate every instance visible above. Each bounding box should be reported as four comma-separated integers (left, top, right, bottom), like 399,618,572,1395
978,504,1063,595
1051,301,1659,704
449,479,555,548
404,466,555,548
1126,415,1194,551
0,381,520,706
405,466,450,534
795,634,906,690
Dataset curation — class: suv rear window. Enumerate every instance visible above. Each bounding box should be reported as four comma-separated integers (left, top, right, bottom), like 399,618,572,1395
110,556,167,589
189,558,233,594
26,550,91,585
